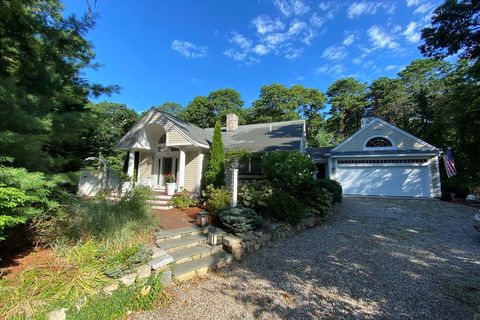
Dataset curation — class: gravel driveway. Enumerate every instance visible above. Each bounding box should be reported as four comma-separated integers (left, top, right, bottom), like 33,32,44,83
134,197,480,320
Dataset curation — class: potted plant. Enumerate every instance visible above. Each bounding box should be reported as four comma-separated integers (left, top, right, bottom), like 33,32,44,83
164,174,176,195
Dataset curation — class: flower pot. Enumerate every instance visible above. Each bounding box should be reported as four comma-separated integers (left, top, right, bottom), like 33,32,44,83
166,182,176,196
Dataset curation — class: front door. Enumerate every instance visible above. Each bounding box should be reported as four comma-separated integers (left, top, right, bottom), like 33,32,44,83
157,156,177,186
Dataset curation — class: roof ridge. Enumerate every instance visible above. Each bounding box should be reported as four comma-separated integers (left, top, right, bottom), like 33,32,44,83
205,119,305,130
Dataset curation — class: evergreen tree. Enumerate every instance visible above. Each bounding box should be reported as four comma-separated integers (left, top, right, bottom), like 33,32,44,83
204,121,225,187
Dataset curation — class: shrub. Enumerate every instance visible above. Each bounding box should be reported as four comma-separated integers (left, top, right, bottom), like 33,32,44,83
219,207,262,234
315,179,342,204
168,190,197,209
66,186,155,241
0,166,69,242
300,180,333,217
238,180,273,210
164,174,175,183
204,121,225,187
202,184,231,215
264,191,306,225
262,150,316,195
441,176,472,200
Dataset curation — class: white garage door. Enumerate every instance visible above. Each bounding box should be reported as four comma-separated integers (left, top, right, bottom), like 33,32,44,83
336,164,432,197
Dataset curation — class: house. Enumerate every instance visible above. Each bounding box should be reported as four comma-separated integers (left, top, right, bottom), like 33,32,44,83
117,107,441,198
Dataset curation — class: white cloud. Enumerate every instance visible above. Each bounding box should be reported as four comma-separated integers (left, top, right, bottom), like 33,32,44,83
347,1,382,18
322,45,347,60
367,25,399,49
315,64,345,76
230,33,252,49
285,48,303,59
171,40,207,58
403,21,421,43
252,15,285,35
406,0,421,6
353,57,363,65
223,48,247,61
385,64,399,71
414,2,434,14
274,0,310,16
252,44,269,55
343,33,356,46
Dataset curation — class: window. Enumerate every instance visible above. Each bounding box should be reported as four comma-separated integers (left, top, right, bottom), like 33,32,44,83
238,155,263,175
365,137,393,148
158,134,166,144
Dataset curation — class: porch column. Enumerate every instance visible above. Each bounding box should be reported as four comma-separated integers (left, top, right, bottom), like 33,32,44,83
127,150,135,178
178,149,186,190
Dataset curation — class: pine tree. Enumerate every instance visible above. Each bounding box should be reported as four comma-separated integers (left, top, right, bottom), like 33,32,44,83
204,121,225,187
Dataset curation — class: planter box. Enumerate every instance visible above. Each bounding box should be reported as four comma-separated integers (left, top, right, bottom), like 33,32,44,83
166,183,176,195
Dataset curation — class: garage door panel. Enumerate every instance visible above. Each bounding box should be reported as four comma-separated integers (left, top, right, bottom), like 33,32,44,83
336,166,430,197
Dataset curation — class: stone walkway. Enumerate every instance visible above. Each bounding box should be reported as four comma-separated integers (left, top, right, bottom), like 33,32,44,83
133,197,480,320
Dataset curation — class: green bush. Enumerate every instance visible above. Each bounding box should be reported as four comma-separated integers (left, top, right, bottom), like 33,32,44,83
261,150,316,195
238,180,273,210
299,179,333,217
168,190,197,209
105,244,153,279
264,191,306,225
441,176,472,200
0,166,69,242
202,184,231,215
219,207,262,234
315,179,342,204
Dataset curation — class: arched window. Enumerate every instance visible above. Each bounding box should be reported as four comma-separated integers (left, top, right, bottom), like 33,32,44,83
158,134,166,144
365,137,393,148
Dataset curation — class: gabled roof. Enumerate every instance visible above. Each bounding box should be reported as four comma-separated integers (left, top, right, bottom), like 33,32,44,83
306,147,335,159
330,117,438,153
205,120,305,152
156,110,212,146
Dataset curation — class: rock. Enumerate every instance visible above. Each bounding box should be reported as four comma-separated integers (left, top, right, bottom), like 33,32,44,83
254,243,261,250
47,308,66,320
104,283,119,294
238,232,256,242
120,272,137,286
151,247,168,259
136,264,151,279
254,231,264,237
161,270,172,287
223,235,242,246
149,254,174,270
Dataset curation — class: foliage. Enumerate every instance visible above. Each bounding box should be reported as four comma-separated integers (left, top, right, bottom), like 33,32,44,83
311,128,341,147
298,180,334,217
202,184,231,215
248,83,301,123
219,207,262,234
314,179,343,204
65,186,154,241
326,77,368,140
104,244,153,279
420,0,480,69
261,151,316,194
0,239,164,319
67,273,165,320
0,0,118,173
156,102,183,116
264,191,306,225
204,121,225,187
225,149,251,169
181,88,245,128
168,190,197,209
164,174,176,183
238,180,274,210
0,166,69,242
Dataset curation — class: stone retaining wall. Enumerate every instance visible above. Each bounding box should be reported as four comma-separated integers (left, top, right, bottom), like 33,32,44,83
222,214,329,260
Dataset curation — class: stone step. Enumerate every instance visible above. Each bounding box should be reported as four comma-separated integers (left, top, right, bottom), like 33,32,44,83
147,199,170,205
173,251,233,281
152,206,171,210
155,233,208,253
149,195,172,200
154,226,209,243
170,244,224,265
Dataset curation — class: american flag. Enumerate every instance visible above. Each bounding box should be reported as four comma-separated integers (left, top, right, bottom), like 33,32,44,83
443,148,457,178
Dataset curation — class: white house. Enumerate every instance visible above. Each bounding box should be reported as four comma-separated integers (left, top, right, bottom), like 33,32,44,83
117,108,442,198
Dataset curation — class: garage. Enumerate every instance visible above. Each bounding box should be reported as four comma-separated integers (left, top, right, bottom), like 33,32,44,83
335,158,433,197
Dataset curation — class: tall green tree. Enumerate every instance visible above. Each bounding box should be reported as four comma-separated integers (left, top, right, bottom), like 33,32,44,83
0,0,117,173
326,77,368,139
208,88,246,124
181,96,214,128
249,84,301,123
420,0,480,75
204,121,225,187
156,102,183,117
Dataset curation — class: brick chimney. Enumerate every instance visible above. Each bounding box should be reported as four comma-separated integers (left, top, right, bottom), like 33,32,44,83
226,113,238,131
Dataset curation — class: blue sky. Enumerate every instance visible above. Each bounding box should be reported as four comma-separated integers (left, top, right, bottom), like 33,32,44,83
64,0,441,112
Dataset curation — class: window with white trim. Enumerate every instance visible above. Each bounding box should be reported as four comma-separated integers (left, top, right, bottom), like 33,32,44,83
365,137,392,148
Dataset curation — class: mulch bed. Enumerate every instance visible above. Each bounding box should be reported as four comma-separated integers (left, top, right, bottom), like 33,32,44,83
153,207,204,230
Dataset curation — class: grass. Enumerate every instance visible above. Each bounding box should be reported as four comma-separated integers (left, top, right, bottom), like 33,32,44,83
0,187,163,319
